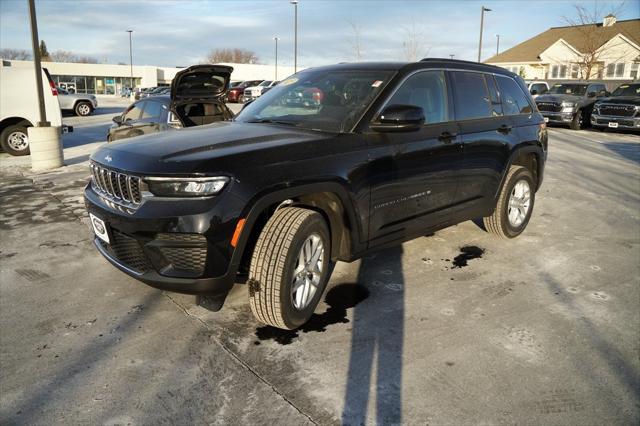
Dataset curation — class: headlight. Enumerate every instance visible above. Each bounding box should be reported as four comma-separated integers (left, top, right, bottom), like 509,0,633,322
145,177,229,197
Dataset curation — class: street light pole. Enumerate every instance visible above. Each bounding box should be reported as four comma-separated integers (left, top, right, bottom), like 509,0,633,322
449,54,455,59
496,34,500,55
273,36,279,80
127,30,133,91
291,0,298,72
477,6,491,63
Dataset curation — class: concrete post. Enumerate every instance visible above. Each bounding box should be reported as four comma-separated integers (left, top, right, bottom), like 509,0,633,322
29,127,63,172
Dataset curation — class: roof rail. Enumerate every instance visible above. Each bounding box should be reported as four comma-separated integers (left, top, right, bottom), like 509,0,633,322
420,57,485,66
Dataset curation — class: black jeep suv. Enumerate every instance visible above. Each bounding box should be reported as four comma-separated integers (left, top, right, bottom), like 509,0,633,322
85,59,547,330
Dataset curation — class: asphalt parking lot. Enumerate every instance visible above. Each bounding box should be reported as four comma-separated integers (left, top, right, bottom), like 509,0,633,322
0,106,639,425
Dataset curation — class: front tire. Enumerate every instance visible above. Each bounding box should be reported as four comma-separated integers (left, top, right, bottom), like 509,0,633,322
0,125,30,156
483,166,535,239
570,110,583,130
75,101,92,117
248,207,331,330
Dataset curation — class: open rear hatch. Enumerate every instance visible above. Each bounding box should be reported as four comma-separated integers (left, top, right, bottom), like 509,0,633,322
170,65,234,126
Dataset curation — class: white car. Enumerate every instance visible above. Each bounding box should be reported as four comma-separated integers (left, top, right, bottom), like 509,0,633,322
57,88,98,116
242,80,278,102
525,81,549,98
0,60,65,156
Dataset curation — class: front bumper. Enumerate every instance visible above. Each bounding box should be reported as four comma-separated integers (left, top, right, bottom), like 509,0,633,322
84,184,243,296
540,111,574,124
590,114,640,130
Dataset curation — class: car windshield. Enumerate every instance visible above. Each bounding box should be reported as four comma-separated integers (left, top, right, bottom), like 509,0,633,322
611,84,640,96
259,81,272,87
548,84,588,96
234,69,395,132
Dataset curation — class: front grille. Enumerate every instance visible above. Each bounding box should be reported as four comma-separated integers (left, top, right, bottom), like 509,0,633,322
90,162,143,208
536,102,561,112
100,230,152,273
597,104,637,117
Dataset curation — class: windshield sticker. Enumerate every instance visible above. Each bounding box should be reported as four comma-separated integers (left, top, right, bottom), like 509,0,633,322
371,80,383,88
280,78,298,86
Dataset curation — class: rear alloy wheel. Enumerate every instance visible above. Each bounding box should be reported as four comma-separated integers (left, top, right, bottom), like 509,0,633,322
483,165,535,239
248,207,331,330
75,101,92,117
0,125,30,156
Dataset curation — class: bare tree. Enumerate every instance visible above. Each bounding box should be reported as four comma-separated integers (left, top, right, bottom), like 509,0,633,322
562,2,626,80
206,48,259,64
0,48,32,60
47,50,98,64
401,19,429,62
347,19,363,62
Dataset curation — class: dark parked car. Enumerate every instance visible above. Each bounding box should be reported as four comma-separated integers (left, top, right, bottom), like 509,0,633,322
85,59,547,330
107,65,234,142
590,82,640,132
534,82,608,130
226,80,263,103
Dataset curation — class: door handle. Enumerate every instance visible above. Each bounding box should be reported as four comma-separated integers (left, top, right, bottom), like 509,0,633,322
498,124,513,133
438,131,458,143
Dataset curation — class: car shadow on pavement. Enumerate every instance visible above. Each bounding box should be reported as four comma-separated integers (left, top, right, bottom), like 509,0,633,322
601,142,640,165
63,123,110,148
342,245,404,425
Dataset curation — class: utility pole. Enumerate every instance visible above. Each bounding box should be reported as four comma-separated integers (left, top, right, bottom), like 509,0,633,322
496,34,500,55
28,0,63,171
477,6,491,62
273,36,279,80
127,30,133,90
291,0,298,72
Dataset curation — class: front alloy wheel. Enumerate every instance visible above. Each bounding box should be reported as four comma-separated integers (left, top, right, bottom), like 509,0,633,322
248,207,331,330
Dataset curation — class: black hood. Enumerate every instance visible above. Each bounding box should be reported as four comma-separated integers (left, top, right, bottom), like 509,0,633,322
170,64,233,102
91,122,328,175
595,96,640,106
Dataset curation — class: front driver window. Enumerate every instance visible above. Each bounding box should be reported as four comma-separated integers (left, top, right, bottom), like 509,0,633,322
385,71,448,124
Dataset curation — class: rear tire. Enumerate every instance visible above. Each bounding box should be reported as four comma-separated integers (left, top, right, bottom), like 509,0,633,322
75,101,92,117
0,125,30,156
248,207,331,330
483,166,535,239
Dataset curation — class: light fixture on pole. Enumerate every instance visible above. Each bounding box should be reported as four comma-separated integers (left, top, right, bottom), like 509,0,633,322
273,36,279,80
495,34,500,55
477,6,491,63
291,0,298,72
127,30,133,91
449,54,455,59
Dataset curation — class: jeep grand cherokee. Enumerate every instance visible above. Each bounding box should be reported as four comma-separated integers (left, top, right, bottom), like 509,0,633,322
84,59,547,330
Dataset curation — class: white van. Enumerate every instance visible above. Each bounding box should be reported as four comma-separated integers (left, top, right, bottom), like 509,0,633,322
0,60,63,156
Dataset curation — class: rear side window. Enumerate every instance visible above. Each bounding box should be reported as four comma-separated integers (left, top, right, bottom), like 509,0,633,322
451,71,492,120
495,76,532,115
386,70,448,124
484,75,502,116
141,101,163,119
123,102,144,121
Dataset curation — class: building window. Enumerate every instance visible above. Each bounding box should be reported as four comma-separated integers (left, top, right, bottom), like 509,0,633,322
570,64,579,79
559,65,568,78
631,63,639,79
606,63,615,77
551,65,559,78
615,63,625,78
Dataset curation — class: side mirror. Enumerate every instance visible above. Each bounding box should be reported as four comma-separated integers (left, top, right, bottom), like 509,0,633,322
112,115,123,124
587,91,596,98
370,104,425,132
530,89,538,95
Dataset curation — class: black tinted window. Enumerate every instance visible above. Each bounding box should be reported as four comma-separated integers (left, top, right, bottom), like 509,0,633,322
485,75,502,116
531,83,547,94
386,71,448,124
123,102,144,121
496,76,532,115
451,72,492,120
141,101,164,119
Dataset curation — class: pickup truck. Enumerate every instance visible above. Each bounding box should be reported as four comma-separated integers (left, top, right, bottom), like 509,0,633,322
534,82,608,130
590,83,640,132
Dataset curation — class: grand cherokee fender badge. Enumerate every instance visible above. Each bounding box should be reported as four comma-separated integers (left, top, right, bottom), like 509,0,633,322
104,155,112,163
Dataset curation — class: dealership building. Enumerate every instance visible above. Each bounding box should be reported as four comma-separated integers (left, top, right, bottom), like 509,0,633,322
6,60,297,94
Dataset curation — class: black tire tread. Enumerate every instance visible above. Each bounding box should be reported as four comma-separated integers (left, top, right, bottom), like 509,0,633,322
483,165,526,238
248,207,319,329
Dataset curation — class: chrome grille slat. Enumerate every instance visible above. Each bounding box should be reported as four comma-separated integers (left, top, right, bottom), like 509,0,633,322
89,161,143,212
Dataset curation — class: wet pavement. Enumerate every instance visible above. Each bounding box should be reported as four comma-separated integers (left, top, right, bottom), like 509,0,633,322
1,122,639,425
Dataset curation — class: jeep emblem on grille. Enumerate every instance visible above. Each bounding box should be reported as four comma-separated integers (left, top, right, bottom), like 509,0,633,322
105,155,112,163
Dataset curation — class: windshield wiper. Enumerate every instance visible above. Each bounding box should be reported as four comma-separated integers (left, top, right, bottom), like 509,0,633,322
247,118,298,126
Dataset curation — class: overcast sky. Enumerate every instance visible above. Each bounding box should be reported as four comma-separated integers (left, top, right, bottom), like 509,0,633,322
1,0,637,68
